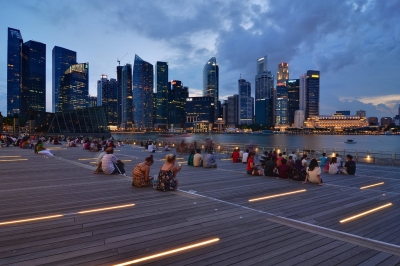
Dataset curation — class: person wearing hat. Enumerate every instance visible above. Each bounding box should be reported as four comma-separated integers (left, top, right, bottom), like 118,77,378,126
341,154,356,175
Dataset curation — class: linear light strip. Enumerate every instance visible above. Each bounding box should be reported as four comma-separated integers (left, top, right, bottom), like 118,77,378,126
0,159,28,162
78,158,97,160
0,214,64,226
249,189,307,202
114,238,220,266
360,182,385,190
0,156,21,158
78,203,136,214
340,203,392,223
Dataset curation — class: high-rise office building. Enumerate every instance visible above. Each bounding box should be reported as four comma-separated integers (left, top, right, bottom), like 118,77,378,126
238,79,253,125
21,40,46,115
336,111,351,115
52,46,77,112
380,117,392,126
277,62,289,84
286,79,300,125
398,104,400,116
97,74,118,126
255,56,274,127
367,117,378,126
155,62,169,128
121,64,133,129
60,63,89,111
88,96,97,107
356,110,366,118
305,70,320,119
275,83,288,125
116,65,123,125
132,55,153,129
227,95,239,127
7,28,23,116
168,81,188,128
299,73,306,111
203,57,219,120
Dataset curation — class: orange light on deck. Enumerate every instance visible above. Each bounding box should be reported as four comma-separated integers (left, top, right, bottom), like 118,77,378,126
360,182,384,190
339,203,392,223
0,214,63,226
0,156,21,157
78,158,97,160
249,189,306,202
121,160,132,162
114,238,220,265
78,203,135,214
0,159,28,162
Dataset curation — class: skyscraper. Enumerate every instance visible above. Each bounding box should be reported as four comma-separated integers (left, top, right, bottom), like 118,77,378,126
168,81,188,129
255,55,274,127
60,63,89,111
277,62,289,84
305,70,320,119
203,57,219,120
97,74,118,126
52,46,77,113
299,74,306,111
227,95,239,127
238,79,254,125
275,83,288,125
132,54,153,129
7,28,23,116
155,61,169,128
286,79,300,125
121,64,133,129
21,40,46,116
116,65,123,125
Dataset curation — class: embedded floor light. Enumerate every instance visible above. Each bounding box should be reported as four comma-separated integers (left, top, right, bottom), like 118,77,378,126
0,159,28,162
0,156,21,157
339,203,392,223
360,182,384,190
114,238,220,265
121,160,132,162
78,158,97,160
0,214,63,226
249,189,306,202
78,203,135,214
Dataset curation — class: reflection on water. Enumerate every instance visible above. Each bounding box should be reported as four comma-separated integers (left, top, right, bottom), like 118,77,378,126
112,133,400,152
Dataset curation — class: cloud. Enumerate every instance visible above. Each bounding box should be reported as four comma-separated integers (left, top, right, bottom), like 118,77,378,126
189,88,203,97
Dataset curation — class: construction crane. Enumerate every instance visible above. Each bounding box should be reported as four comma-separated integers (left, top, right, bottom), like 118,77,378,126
117,53,128,66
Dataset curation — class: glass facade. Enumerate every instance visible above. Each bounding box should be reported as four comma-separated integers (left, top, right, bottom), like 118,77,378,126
277,62,289,84
97,75,118,126
116,66,123,124
121,64,133,129
7,28,23,116
185,97,215,124
168,81,188,128
275,84,288,125
133,55,153,130
52,46,77,113
203,57,219,120
286,79,299,125
60,63,89,111
255,98,273,126
238,79,253,125
21,41,46,116
46,107,109,134
155,61,169,127
227,94,239,127
305,70,320,119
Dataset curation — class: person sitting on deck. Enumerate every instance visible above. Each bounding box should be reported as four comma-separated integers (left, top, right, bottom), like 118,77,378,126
246,152,262,176
93,150,107,173
301,154,308,167
291,159,306,181
232,149,240,163
193,149,203,167
188,150,195,166
164,145,171,151
157,154,182,191
34,140,54,156
20,137,30,149
328,157,340,174
319,153,329,173
336,153,343,167
203,151,217,168
341,154,356,175
303,158,322,186
263,156,278,177
148,142,155,153
242,149,249,164
95,147,125,175
277,158,289,179
132,155,154,187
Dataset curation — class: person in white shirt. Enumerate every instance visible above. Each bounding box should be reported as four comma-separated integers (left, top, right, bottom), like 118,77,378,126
242,149,249,163
328,157,340,174
95,148,125,175
291,151,297,161
193,149,203,167
301,154,308,167
336,153,343,167
303,159,322,186
148,143,155,153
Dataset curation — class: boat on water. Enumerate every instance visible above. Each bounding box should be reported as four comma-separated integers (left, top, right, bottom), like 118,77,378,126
158,129,192,137
345,139,357,144
261,130,274,135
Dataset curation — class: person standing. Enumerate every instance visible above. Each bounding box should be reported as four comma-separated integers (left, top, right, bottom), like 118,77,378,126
242,149,249,164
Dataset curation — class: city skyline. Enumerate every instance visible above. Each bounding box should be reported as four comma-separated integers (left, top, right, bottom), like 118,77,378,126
1,0,400,118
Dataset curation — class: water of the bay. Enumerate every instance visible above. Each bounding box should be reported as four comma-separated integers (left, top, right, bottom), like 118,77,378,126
112,133,400,153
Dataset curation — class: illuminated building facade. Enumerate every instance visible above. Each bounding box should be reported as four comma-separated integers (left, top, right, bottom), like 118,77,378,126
368,117,379,126
356,110,366,118
97,74,118,126
305,70,320,119
133,54,154,129
60,63,89,111
186,97,215,131
168,81,188,128
286,79,299,125
306,115,368,130
255,55,274,127
203,57,219,120
255,98,273,127
336,111,350,115
294,110,305,128
155,61,169,128
227,95,239,127
238,79,253,125
299,73,306,111
121,64,133,129
380,117,392,127
275,83,288,125
7,28,23,116
52,46,77,112
277,62,289,84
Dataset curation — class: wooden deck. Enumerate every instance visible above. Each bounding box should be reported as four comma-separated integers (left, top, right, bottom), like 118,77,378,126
0,144,400,265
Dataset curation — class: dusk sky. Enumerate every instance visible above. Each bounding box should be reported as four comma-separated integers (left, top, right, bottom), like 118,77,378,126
1,0,400,118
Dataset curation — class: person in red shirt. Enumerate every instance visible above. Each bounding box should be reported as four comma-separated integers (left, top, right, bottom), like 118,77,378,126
232,149,240,163
277,158,289,179
246,152,262,176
